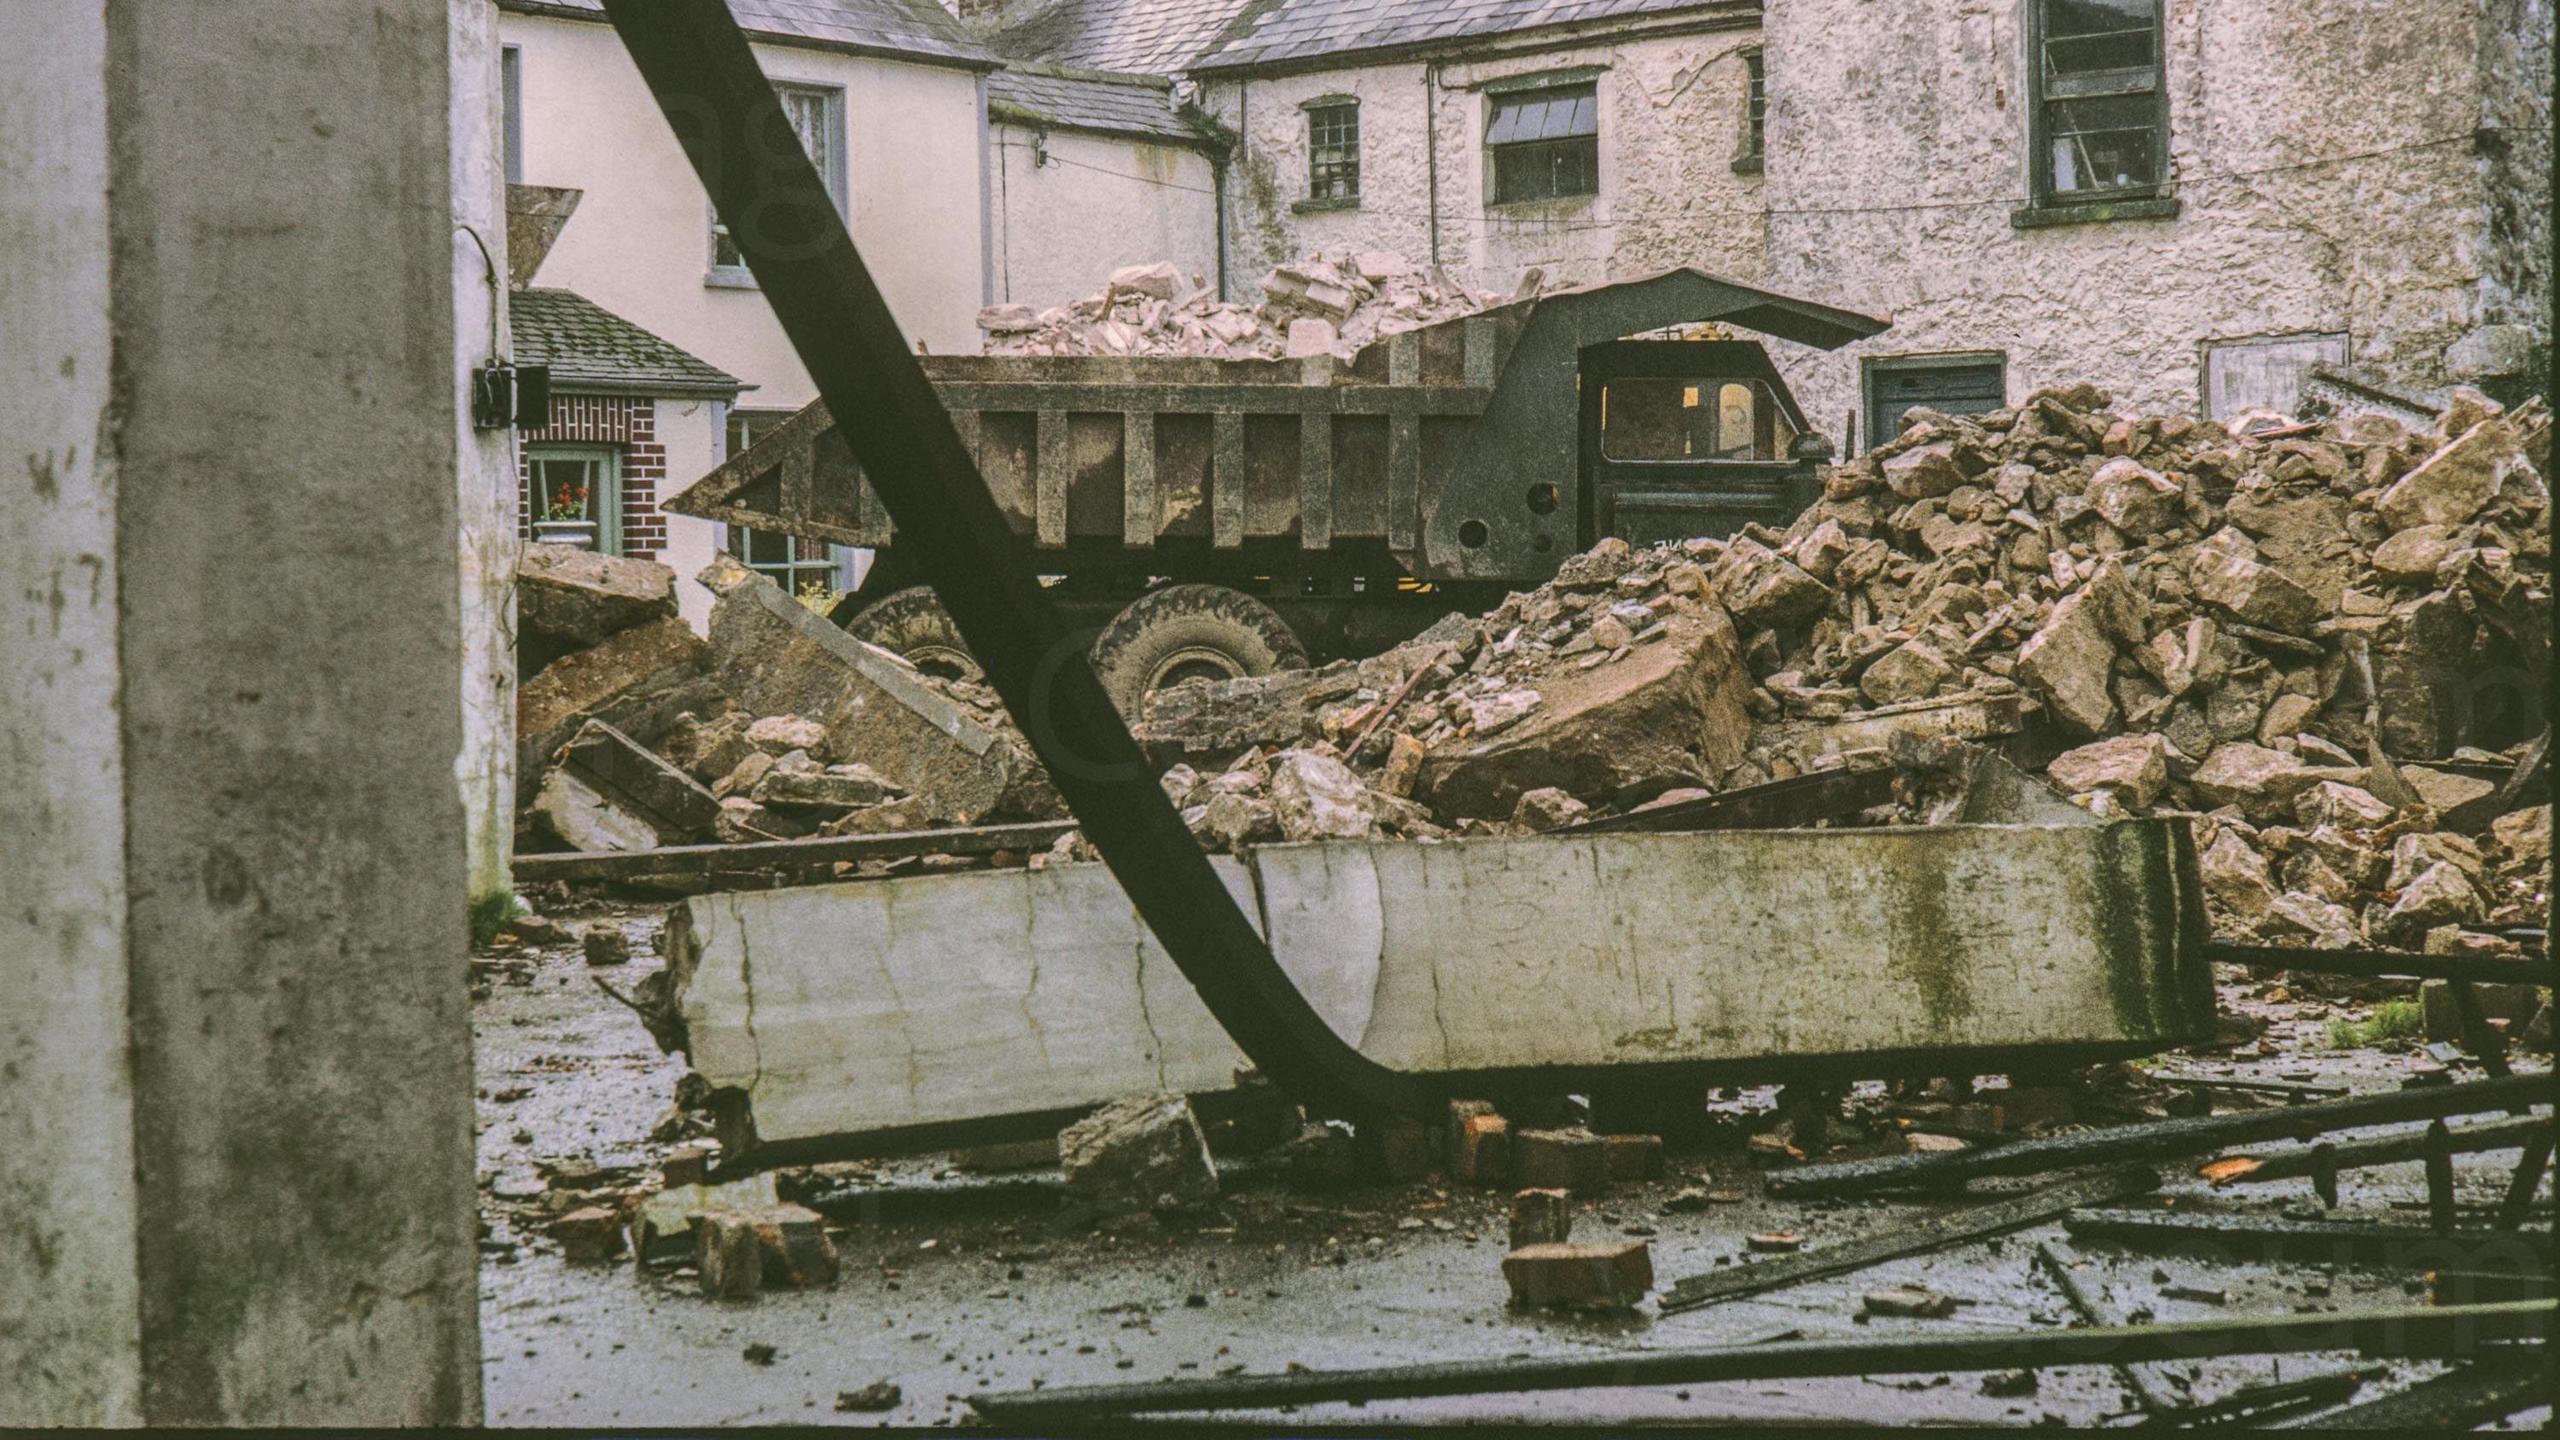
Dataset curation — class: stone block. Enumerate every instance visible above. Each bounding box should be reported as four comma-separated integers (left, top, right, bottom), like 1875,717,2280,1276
1058,1093,1218,1216
752,764,898,815
2377,418,2519,532
2191,530,2322,632
1714,538,1832,630
518,543,676,648
1602,1133,1664,1181
1419,604,1752,821
2190,743,2318,825
695,1211,764,1298
746,1203,839,1289
1363,1117,1437,1180
557,718,721,838
1881,443,1964,500
1859,641,1954,706
2085,457,2181,536
1507,1187,1572,1248
1509,787,1588,832
1448,1104,1509,1184
1502,1240,1653,1310
1268,747,1375,841
516,614,720,804
2046,733,2169,807
2017,589,2119,735
700,557,1057,824
1513,1127,1611,1194
532,766,665,853
550,1205,625,1262
2420,980,2549,1042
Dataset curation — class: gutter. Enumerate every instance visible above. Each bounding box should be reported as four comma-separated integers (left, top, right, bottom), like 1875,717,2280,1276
497,1,1004,74
1190,2,1761,81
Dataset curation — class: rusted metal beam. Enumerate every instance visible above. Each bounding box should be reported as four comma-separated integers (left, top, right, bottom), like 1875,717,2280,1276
510,820,1075,884
596,0,1442,1123
965,1302,2553,1422
2059,1208,2552,1268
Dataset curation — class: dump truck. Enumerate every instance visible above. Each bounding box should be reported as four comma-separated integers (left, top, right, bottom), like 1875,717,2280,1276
668,267,1888,712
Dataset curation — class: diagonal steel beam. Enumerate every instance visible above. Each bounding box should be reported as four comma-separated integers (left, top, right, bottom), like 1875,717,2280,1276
595,0,1440,1120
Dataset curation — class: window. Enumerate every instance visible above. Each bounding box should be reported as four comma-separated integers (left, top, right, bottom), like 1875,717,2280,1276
1861,354,2007,453
527,444,623,555
1487,82,1598,204
710,83,843,276
501,45,522,185
1735,50,1765,169
1306,100,1359,201
2031,0,2165,201
2203,333,2349,420
725,409,849,600
1599,378,1799,462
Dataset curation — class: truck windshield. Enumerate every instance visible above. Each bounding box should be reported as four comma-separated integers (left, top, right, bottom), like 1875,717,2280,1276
1599,377,1798,463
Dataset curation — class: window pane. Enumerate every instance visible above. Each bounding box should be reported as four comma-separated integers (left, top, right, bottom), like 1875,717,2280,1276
1308,103,1359,198
1602,378,1794,462
2050,121,2159,192
782,87,838,203
1487,83,1596,145
741,527,790,565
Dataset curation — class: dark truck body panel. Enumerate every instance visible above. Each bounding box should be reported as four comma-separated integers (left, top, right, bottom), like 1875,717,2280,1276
666,268,1886,656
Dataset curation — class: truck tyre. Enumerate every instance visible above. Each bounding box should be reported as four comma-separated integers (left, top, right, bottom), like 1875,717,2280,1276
1091,584,1307,718
841,586,984,683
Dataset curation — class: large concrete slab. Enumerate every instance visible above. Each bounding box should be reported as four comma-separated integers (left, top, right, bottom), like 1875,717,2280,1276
662,823,2212,1158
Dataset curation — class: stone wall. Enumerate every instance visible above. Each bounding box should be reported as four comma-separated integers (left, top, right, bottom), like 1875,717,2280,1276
1199,22,1767,302
1759,0,2538,433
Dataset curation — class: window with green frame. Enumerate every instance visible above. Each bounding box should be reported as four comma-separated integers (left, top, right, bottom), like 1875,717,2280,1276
527,443,622,555
1487,82,1598,204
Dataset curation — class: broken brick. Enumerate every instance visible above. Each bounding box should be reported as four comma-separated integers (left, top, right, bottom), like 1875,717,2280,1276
1502,1240,1653,1310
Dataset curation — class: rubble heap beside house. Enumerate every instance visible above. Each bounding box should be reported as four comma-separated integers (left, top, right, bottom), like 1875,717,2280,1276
975,251,1504,360
1127,384,2554,962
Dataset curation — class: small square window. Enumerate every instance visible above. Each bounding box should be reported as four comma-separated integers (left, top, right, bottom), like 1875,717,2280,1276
1307,101,1359,201
527,444,623,555
1487,82,1599,204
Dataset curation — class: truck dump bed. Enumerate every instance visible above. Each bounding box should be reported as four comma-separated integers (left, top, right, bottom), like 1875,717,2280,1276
669,268,1887,587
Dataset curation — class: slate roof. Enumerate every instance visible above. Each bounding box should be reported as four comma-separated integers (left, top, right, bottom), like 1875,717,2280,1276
986,68,1217,145
1196,0,1736,71
987,0,1274,76
510,288,743,397
500,0,997,69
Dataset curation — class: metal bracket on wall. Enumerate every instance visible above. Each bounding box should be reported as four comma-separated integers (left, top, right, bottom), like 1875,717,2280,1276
595,0,1444,1122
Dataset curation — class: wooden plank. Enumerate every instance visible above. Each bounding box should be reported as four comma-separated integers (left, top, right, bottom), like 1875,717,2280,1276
510,820,1075,884
663,824,2210,1162
2199,1115,2549,1188
1767,1073,2553,1198
1211,410,1244,549
1033,408,1068,547
2269,1357,2552,1431
2060,1207,2554,1267
2202,941,2549,987
2032,1241,2176,1416
1121,410,1156,549
1387,412,1421,551
1659,1166,2156,1313
968,1302,2556,1422
1299,410,1333,550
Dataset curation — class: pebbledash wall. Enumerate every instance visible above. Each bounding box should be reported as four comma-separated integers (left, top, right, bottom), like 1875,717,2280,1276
1756,0,2553,434
513,393,726,627
1194,8,1769,303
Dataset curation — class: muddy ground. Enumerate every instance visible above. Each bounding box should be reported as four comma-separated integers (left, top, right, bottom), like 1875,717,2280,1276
473,899,2550,1428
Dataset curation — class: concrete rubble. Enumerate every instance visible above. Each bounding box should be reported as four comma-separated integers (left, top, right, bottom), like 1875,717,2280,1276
511,548,1067,861
978,251,1503,361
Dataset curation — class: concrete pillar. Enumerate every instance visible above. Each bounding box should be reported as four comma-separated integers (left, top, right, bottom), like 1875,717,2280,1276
452,0,522,918
2,0,482,1425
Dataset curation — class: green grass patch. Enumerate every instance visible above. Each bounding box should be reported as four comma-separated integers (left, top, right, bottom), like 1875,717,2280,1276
469,890,525,949
2325,999,2424,1049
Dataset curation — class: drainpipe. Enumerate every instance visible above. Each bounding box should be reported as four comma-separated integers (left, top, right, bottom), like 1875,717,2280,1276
1423,62,1441,267
1212,148,1230,302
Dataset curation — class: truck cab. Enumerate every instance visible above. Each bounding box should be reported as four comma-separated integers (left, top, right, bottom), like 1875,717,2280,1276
1578,338,1831,550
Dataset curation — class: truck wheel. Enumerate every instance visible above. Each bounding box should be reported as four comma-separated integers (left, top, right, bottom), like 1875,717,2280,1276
1092,584,1307,718
841,586,984,683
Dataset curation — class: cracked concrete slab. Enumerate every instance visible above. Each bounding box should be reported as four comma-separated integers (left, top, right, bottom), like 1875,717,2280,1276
660,823,2213,1157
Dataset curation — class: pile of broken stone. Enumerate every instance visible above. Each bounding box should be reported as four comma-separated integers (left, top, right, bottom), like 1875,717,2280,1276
976,251,1503,361
1133,384,2554,965
516,547,1058,864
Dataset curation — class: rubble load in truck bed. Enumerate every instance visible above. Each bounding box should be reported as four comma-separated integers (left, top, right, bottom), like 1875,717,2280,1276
976,252,1503,361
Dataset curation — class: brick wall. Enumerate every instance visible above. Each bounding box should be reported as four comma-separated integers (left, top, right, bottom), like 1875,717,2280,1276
516,393,667,560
